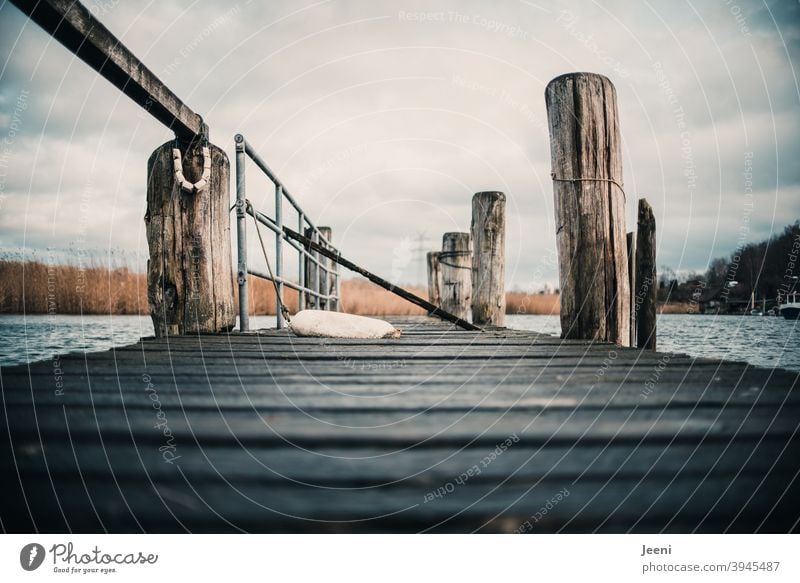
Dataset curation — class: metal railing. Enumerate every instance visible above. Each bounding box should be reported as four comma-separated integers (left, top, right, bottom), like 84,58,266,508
234,134,340,331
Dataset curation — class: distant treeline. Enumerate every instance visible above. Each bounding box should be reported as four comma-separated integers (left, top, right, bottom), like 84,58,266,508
658,221,800,306
0,259,560,316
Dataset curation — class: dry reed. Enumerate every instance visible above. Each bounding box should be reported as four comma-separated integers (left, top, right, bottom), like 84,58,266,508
0,259,561,316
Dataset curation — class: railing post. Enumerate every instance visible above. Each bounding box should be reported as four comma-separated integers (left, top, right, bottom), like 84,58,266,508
440,232,472,321
145,138,236,337
234,134,249,332
298,212,305,311
545,72,630,345
426,251,442,314
635,198,657,350
471,191,506,326
275,184,284,329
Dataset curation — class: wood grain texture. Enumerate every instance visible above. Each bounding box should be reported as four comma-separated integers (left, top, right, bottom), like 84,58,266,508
441,232,472,320
145,141,235,337
1,316,797,533
545,73,630,346
426,251,442,314
635,198,657,350
627,231,636,347
471,192,506,326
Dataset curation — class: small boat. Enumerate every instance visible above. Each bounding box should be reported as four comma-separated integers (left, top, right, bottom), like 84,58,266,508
750,309,763,316
779,302,800,320
779,292,800,320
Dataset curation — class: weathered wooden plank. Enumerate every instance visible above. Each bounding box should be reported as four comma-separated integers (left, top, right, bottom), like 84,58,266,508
9,0,204,140
3,473,797,533
8,441,796,490
6,406,800,446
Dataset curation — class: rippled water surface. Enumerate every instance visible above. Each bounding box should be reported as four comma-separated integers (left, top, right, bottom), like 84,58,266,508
1,313,798,372
506,313,800,372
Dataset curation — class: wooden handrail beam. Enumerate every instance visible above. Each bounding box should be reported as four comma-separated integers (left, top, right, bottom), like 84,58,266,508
11,0,204,140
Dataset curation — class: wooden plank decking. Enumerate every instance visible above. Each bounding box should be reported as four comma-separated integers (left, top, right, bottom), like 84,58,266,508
1,316,799,533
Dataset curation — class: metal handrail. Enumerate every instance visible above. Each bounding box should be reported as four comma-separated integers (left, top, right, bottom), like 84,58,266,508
235,134,340,331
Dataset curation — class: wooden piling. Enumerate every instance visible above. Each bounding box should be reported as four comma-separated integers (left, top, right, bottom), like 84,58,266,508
145,140,235,337
635,198,657,350
627,231,636,347
440,232,472,321
471,191,506,326
318,226,332,310
545,72,630,346
304,227,319,309
426,251,442,313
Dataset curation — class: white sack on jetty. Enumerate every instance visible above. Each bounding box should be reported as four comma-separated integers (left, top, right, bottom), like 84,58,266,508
289,310,401,339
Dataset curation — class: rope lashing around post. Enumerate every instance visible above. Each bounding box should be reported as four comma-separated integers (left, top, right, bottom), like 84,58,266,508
438,250,472,270
245,200,292,324
173,146,211,194
550,172,626,201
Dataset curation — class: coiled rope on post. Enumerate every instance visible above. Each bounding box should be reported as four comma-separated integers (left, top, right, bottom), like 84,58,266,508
173,145,211,194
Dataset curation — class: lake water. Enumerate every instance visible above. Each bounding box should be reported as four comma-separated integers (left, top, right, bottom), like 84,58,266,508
0,314,798,372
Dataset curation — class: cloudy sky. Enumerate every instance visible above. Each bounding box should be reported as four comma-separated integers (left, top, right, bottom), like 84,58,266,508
1,0,798,290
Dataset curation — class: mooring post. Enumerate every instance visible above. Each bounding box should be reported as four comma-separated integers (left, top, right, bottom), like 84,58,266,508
441,232,472,321
545,72,630,345
426,251,442,314
318,227,332,310
627,231,636,347
471,191,506,326
146,139,235,337
304,227,319,309
635,198,657,350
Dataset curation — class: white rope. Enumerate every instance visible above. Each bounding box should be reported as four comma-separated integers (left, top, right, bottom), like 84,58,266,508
173,147,211,194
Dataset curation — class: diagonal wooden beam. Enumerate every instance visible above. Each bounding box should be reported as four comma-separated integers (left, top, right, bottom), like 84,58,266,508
10,0,204,140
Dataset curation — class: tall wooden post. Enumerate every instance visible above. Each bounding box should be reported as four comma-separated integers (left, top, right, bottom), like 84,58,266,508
145,139,235,337
545,72,630,346
318,226,332,310
635,198,657,350
304,227,319,309
471,191,506,326
627,231,636,347
441,232,471,321
426,251,442,313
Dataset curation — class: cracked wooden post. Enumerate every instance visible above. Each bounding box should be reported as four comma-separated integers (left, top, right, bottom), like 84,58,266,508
635,198,657,350
426,251,442,314
471,191,506,326
304,227,319,309
627,231,636,347
145,139,235,337
545,72,630,346
317,226,332,310
440,232,471,321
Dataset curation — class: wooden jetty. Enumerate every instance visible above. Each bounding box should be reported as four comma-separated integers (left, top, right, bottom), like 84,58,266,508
4,0,799,535
2,317,799,533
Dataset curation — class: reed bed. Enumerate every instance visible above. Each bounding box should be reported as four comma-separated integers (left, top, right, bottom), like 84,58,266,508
0,259,560,316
